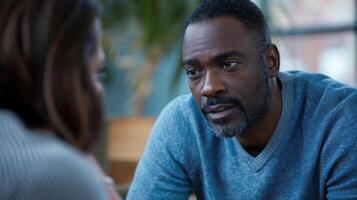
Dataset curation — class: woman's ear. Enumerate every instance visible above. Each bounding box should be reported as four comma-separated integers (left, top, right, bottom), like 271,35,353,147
264,44,280,77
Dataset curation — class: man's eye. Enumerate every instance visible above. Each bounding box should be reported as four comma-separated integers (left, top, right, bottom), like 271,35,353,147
221,61,240,71
184,68,202,78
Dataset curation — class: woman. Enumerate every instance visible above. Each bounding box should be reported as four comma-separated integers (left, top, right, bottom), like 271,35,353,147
0,0,119,199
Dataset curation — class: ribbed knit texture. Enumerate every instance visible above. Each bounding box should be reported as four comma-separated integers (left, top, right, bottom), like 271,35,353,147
127,71,357,200
0,110,108,200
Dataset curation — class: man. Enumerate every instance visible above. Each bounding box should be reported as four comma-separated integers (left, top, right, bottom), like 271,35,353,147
127,0,357,199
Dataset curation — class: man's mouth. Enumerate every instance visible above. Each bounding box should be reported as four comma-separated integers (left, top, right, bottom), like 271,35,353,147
204,104,236,121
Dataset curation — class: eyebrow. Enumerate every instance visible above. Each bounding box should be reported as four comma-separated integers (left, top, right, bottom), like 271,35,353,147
182,58,200,66
213,50,246,61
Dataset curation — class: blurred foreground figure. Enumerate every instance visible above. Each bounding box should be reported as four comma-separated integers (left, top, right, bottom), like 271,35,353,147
0,0,119,199
128,0,357,199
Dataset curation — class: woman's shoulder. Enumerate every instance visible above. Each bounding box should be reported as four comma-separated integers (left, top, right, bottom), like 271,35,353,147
0,110,108,199
0,109,80,162
15,149,108,200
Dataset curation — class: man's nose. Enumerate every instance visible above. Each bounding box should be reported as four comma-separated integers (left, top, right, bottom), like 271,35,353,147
201,70,226,97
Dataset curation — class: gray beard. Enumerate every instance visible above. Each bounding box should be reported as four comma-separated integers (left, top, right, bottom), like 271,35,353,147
209,111,248,138
208,73,272,138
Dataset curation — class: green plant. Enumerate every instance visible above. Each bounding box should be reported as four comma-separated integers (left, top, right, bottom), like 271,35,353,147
100,0,201,114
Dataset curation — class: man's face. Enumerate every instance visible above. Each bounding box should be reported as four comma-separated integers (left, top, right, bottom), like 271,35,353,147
182,16,272,137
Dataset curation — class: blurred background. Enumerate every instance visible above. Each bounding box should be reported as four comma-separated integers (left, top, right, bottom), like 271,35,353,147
95,0,356,196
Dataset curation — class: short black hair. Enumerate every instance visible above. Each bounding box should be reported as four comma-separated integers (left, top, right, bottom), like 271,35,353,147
185,0,271,50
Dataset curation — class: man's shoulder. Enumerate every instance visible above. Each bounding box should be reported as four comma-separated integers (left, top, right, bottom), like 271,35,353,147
157,94,201,123
166,93,197,111
150,93,210,149
283,70,356,92
282,71,357,109
283,71,357,139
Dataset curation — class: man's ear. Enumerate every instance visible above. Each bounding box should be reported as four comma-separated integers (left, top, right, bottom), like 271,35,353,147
264,44,280,77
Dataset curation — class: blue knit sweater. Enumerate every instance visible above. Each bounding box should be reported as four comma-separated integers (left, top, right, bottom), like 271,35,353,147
0,110,108,200
127,71,357,200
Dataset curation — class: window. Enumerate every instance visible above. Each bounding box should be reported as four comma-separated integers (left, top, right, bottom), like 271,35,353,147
256,0,356,85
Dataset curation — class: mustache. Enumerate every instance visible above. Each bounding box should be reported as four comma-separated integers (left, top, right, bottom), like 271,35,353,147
201,96,245,113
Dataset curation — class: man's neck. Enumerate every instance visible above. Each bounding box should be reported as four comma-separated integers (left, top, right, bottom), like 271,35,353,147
235,77,282,154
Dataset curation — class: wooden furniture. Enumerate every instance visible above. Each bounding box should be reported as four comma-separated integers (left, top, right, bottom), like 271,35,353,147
107,117,155,184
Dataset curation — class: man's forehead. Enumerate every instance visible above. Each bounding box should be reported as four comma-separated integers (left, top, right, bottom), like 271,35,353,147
183,49,247,65
183,16,256,60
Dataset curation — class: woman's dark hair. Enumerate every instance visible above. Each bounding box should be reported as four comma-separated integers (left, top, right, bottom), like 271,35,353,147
0,0,103,152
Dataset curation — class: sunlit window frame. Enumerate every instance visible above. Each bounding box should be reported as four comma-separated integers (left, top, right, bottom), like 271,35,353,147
258,0,356,85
